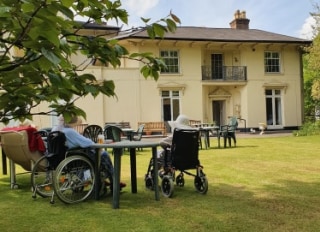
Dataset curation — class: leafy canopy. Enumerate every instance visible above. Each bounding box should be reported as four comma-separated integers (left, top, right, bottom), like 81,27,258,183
0,0,180,123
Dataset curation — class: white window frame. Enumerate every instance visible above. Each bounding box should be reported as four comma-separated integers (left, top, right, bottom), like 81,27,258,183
161,90,181,122
264,51,281,73
160,50,180,74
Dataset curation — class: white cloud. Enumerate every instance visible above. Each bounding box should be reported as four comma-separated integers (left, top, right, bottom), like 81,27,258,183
122,0,159,16
299,16,316,39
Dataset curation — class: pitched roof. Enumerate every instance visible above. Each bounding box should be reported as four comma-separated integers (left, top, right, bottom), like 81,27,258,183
76,21,120,31
118,26,311,44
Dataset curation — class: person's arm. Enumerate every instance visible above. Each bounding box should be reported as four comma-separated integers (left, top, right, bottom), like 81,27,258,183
160,135,172,148
63,128,94,149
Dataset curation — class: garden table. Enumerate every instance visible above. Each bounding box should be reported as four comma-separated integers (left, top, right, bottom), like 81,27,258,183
199,126,220,149
91,140,160,209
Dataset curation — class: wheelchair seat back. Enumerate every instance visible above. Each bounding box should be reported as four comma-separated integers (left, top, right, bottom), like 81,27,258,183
46,131,68,169
171,128,200,170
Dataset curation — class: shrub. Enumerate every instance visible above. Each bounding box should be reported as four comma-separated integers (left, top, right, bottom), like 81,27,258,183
293,120,320,136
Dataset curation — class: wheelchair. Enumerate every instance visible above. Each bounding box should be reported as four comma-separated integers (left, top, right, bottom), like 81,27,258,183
145,128,208,198
31,131,108,204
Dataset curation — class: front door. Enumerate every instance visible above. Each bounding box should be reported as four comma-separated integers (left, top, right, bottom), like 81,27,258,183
212,100,225,126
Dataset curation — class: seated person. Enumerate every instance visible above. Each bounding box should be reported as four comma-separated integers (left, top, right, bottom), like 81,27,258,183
157,114,193,176
160,114,192,149
52,115,126,189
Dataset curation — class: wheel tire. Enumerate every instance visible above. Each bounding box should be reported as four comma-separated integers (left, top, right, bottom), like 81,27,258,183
145,175,154,190
176,174,184,187
194,175,208,194
161,175,174,198
31,156,54,198
53,155,95,204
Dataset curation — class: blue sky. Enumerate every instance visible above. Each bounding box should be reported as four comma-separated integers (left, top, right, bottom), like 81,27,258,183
119,0,316,39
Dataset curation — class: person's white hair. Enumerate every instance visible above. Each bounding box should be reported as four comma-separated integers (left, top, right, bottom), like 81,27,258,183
169,114,190,129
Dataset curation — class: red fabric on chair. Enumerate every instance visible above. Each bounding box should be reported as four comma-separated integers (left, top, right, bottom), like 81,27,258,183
1,126,46,152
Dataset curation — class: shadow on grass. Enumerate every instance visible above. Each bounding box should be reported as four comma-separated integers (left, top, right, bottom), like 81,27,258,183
1,168,320,231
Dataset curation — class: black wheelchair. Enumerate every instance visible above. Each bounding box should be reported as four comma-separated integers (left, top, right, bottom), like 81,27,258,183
31,131,108,204
145,128,208,198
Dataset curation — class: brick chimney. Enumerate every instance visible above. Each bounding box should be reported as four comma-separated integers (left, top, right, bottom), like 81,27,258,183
229,10,250,29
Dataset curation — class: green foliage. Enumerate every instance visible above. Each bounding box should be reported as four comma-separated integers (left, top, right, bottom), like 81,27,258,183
303,2,320,120
293,120,320,136
0,0,180,123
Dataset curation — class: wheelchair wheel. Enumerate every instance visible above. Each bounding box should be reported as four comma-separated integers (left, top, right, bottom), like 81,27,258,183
176,173,184,187
161,175,174,198
145,175,154,190
31,155,54,198
53,155,95,204
194,175,208,194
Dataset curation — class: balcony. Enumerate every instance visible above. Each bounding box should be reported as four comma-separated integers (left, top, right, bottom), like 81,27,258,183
202,66,247,82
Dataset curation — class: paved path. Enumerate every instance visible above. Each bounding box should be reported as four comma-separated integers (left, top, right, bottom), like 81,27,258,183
236,130,293,138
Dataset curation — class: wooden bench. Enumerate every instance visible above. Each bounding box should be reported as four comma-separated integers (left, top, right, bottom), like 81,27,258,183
189,120,201,127
138,122,167,136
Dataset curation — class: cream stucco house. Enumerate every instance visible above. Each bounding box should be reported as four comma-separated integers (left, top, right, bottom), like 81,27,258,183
33,11,312,132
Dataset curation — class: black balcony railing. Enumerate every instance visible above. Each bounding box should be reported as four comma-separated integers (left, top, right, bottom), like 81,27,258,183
201,66,247,81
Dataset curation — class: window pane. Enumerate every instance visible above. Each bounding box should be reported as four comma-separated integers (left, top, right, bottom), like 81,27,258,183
264,51,280,73
265,89,272,95
172,99,180,120
161,90,180,122
162,91,169,97
160,50,179,73
275,97,282,125
172,91,180,97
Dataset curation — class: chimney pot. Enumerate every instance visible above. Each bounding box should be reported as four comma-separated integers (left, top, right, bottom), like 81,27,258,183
230,10,250,29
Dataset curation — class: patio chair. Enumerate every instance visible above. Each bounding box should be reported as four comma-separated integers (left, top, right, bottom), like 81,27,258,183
218,116,238,148
104,125,123,142
0,129,45,189
132,124,145,151
132,124,145,141
83,125,103,143
104,125,123,154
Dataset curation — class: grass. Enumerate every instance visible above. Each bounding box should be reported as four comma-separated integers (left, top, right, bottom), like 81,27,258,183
1,134,320,232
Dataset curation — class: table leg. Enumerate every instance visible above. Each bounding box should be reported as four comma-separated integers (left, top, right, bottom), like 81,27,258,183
206,130,210,148
112,148,122,209
2,149,7,175
130,147,137,193
204,131,208,149
94,148,101,200
9,160,16,189
152,146,160,201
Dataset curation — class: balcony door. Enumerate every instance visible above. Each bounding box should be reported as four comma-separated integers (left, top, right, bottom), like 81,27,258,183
211,54,223,80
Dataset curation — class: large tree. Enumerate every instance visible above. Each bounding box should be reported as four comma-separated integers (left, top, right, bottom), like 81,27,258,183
0,0,180,123
304,2,320,121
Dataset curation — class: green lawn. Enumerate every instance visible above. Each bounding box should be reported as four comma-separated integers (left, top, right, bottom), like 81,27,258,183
0,134,319,232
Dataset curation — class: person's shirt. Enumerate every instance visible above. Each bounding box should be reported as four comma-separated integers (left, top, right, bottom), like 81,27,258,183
51,126,93,149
